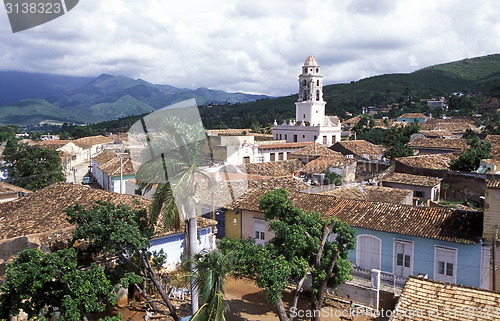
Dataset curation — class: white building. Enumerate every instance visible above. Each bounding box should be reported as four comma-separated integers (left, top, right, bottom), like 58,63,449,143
273,56,341,145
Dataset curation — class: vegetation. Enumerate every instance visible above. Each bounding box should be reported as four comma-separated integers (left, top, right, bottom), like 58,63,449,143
449,137,491,172
191,250,230,321
220,189,356,321
0,248,116,321
3,143,65,190
0,201,168,320
65,201,181,320
323,171,343,186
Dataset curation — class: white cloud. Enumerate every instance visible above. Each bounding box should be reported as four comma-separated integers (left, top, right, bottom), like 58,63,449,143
0,0,498,96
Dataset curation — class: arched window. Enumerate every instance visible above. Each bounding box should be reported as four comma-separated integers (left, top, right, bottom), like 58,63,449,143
356,235,382,270
316,68,319,73
316,90,320,101
317,79,320,86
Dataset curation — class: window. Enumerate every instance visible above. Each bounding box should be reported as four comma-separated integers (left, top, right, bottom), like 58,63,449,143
303,114,306,119
279,134,282,140
332,135,336,144
285,134,287,140
270,153,275,161
394,240,413,277
413,191,425,198
323,136,327,144
317,79,320,86
254,219,266,245
434,246,457,283
316,68,319,73
293,135,297,142
316,90,320,101
243,156,250,164
278,152,284,160
314,135,317,141
302,135,305,138
134,189,142,196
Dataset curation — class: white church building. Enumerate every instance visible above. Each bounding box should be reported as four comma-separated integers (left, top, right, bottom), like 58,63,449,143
273,56,341,146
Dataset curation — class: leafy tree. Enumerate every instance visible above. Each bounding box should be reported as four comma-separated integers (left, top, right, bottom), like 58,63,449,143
449,139,491,172
3,144,65,190
0,248,116,321
66,201,181,320
323,171,343,186
448,95,478,116
383,123,420,160
384,142,414,160
352,115,375,134
220,189,356,321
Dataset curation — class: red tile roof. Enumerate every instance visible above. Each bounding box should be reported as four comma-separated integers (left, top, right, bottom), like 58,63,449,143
408,138,468,152
301,156,355,173
257,142,313,150
383,172,442,187
392,276,500,321
291,143,342,157
333,140,386,160
395,153,458,170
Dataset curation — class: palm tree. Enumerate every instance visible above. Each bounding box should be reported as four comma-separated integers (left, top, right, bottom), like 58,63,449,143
190,250,230,321
130,106,209,314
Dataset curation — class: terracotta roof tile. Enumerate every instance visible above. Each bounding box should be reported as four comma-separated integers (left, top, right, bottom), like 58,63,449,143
232,189,482,244
408,138,468,151
392,276,500,321
291,143,342,157
72,136,113,149
0,181,31,194
243,159,303,176
99,156,135,176
333,140,386,160
317,185,411,204
398,113,428,119
92,150,118,164
395,153,458,170
35,140,72,150
383,172,442,187
301,156,356,173
0,182,150,240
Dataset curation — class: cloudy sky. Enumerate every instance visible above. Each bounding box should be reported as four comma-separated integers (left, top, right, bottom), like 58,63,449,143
0,0,499,96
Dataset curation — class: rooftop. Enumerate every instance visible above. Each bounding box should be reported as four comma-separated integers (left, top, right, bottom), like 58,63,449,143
0,182,215,240
0,182,150,240
383,172,442,187
35,140,72,150
317,185,412,204
0,181,31,195
304,55,318,66
92,150,118,165
486,180,500,189
99,156,135,176
408,138,468,151
332,140,386,160
391,276,500,321
395,153,458,170
301,156,355,173
243,159,303,177
291,143,342,158
398,113,428,119
72,135,113,149
232,189,482,244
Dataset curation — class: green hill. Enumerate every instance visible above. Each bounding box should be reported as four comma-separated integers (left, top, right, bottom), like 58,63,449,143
0,99,86,125
200,54,500,128
82,95,155,121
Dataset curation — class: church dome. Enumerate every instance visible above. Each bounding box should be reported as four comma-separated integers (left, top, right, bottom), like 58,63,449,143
304,56,318,66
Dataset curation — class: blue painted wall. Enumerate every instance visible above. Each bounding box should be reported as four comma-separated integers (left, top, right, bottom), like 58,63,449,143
347,227,482,287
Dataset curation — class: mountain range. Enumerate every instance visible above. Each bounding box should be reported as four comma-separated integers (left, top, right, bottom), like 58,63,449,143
0,72,269,126
199,54,500,128
1,54,499,127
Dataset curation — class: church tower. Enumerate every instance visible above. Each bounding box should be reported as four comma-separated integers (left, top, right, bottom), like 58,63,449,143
296,56,326,126
272,56,341,145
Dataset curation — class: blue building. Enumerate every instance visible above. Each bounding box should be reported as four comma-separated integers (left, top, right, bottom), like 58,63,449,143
396,113,428,123
232,189,487,289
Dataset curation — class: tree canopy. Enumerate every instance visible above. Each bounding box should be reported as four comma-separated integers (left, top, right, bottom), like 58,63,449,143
449,138,491,172
220,189,356,321
3,143,65,190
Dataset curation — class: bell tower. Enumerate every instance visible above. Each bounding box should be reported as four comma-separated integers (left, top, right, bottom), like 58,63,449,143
295,56,326,126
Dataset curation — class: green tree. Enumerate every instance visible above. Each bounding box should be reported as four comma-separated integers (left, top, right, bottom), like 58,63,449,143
449,140,491,172
3,144,65,190
352,115,375,135
0,248,116,321
323,171,343,186
191,250,230,321
66,201,181,320
220,189,356,321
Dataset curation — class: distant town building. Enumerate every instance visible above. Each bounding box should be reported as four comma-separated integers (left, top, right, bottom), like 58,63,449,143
273,56,341,145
